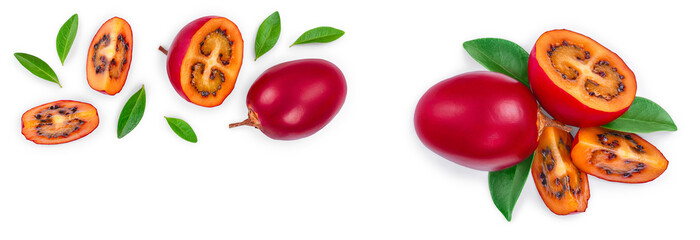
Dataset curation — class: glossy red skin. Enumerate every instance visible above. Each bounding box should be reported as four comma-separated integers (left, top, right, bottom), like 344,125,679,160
165,16,216,103
248,59,347,140
414,71,539,171
528,46,629,127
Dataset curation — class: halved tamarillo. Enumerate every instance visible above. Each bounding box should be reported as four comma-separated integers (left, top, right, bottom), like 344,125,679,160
162,16,243,107
229,59,346,140
87,17,133,95
528,29,637,127
571,127,668,183
532,127,590,215
21,100,99,145
414,72,541,171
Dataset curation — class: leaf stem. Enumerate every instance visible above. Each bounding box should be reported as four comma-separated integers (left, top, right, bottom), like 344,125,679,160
158,46,169,55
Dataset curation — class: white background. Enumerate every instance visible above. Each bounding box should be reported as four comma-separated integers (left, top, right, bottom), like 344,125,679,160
1,0,697,239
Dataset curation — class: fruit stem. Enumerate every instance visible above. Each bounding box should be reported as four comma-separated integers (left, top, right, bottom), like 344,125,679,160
158,46,169,55
537,109,572,136
229,109,262,129
229,118,254,128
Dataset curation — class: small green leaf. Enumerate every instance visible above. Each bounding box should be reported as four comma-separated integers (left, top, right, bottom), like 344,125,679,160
164,117,198,143
602,97,677,133
463,38,529,86
14,53,61,87
117,86,146,139
488,154,533,222
56,14,79,65
290,26,344,47
255,11,281,60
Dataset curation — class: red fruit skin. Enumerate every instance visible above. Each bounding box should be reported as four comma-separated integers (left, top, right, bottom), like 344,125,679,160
247,59,347,140
528,46,629,127
414,71,539,171
165,16,215,103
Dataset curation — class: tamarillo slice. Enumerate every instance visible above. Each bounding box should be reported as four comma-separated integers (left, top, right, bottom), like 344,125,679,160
571,127,668,183
532,127,590,215
87,17,133,95
21,100,99,145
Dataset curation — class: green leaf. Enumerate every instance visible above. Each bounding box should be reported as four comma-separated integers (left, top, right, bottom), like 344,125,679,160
14,53,61,87
117,85,146,139
164,117,198,143
463,38,529,86
290,26,344,47
56,14,79,65
488,154,533,222
602,97,677,133
255,11,281,60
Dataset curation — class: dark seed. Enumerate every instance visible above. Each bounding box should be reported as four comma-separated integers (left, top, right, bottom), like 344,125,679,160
546,164,554,172
605,169,612,175
540,173,545,179
555,192,563,199
58,110,65,114
554,178,560,186
35,114,41,119
562,40,569,46
622,173,632,178
585,51,591,59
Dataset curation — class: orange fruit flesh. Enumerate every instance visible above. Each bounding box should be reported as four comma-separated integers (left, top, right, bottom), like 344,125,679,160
21,101,99,145
534,29,636,112
572,127,668,183
180,18,243,107
86,17,133,95
532,127,590,215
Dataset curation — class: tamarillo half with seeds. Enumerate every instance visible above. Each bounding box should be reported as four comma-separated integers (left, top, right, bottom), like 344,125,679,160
229,59,347,140
161,16,244,107
87,17,133,95
528,29,637,127
21,100,99,145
